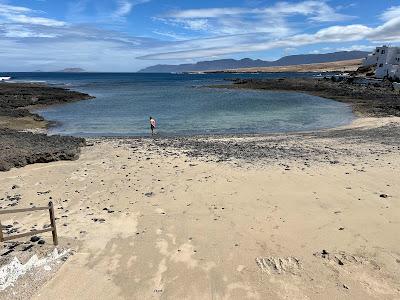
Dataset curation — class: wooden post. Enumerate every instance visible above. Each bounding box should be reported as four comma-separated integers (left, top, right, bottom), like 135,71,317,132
0,220,3,242
48,201,58,246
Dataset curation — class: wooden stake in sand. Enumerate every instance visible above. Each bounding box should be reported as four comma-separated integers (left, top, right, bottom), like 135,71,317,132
0,201,58,246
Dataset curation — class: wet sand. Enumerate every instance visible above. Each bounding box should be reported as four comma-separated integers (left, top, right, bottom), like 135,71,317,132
0,116,399,299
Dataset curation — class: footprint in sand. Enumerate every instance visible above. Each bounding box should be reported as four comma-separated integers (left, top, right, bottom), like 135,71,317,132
314,250,400,296
256,256,302,275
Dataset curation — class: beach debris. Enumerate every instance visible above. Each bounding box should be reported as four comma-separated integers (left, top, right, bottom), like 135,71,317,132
22,245,34,252
0,248,70,291
256,256,301,275
145,192,154,197
92,218,105,223
30,236,40,243
379,193,389,198
4,194,21,207
11,185,20,189
37,190,51,195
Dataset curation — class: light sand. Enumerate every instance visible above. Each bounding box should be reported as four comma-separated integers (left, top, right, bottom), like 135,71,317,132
0,116,47,131
0,118,399,299
203,59,362,73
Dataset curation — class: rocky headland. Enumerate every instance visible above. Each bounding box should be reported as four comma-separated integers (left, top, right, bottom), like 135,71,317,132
219,77,400,117
0,83,94,171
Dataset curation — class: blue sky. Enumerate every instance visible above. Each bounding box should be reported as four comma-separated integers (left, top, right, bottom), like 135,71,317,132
0,0,399,71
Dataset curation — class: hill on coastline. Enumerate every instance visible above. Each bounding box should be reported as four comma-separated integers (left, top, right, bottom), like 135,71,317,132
138,51,369,73
205,59,363,74
58,68,86,72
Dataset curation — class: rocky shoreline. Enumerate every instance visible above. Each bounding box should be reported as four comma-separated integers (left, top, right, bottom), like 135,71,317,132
141,77,400,166
1,77,400,171
106,117,399,170
217,77,400,117
0,83,94,171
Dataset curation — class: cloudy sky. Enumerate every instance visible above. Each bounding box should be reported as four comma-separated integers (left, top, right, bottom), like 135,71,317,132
0,0,399,71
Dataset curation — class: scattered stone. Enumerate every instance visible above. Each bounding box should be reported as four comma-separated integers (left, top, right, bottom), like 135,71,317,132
22,245,34,251
37,190,51,195
2,249,15,256
30,236,40,243
92,218,106,223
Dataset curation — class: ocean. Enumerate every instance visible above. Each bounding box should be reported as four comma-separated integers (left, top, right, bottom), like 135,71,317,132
3,72,354,136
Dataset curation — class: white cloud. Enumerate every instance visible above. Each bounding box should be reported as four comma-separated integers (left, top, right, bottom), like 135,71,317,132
0,3,165,71
0,26,167,71
168,18,210,32
152,30,188,41
167,8,247,19
380,5,400,21
166,1,352,22
336,45,376,52
370,15,400,41
0,24,60,38
271,1,353,22
5,14,66,26
138,15,400,60
0,3,66,27
314,25,372,42
161,0,354,37
0,4,31,14
113,1,133,17
113,0,151,18
135,4,397,61
0,1,399,71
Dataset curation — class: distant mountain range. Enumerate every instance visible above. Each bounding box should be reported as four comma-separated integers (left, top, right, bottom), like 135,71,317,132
59,68,86,72
138,51,369,73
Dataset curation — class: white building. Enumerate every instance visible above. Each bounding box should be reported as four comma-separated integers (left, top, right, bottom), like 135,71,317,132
362,46,400,80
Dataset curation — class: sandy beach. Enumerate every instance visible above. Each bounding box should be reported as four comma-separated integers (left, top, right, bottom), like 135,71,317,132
1,113,399,299
2,0,400,298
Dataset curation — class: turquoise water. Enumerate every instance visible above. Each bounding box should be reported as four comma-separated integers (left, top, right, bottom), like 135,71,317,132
4,72,354,136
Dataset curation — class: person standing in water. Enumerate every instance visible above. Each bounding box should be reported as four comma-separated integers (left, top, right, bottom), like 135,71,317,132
149,116,156,135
